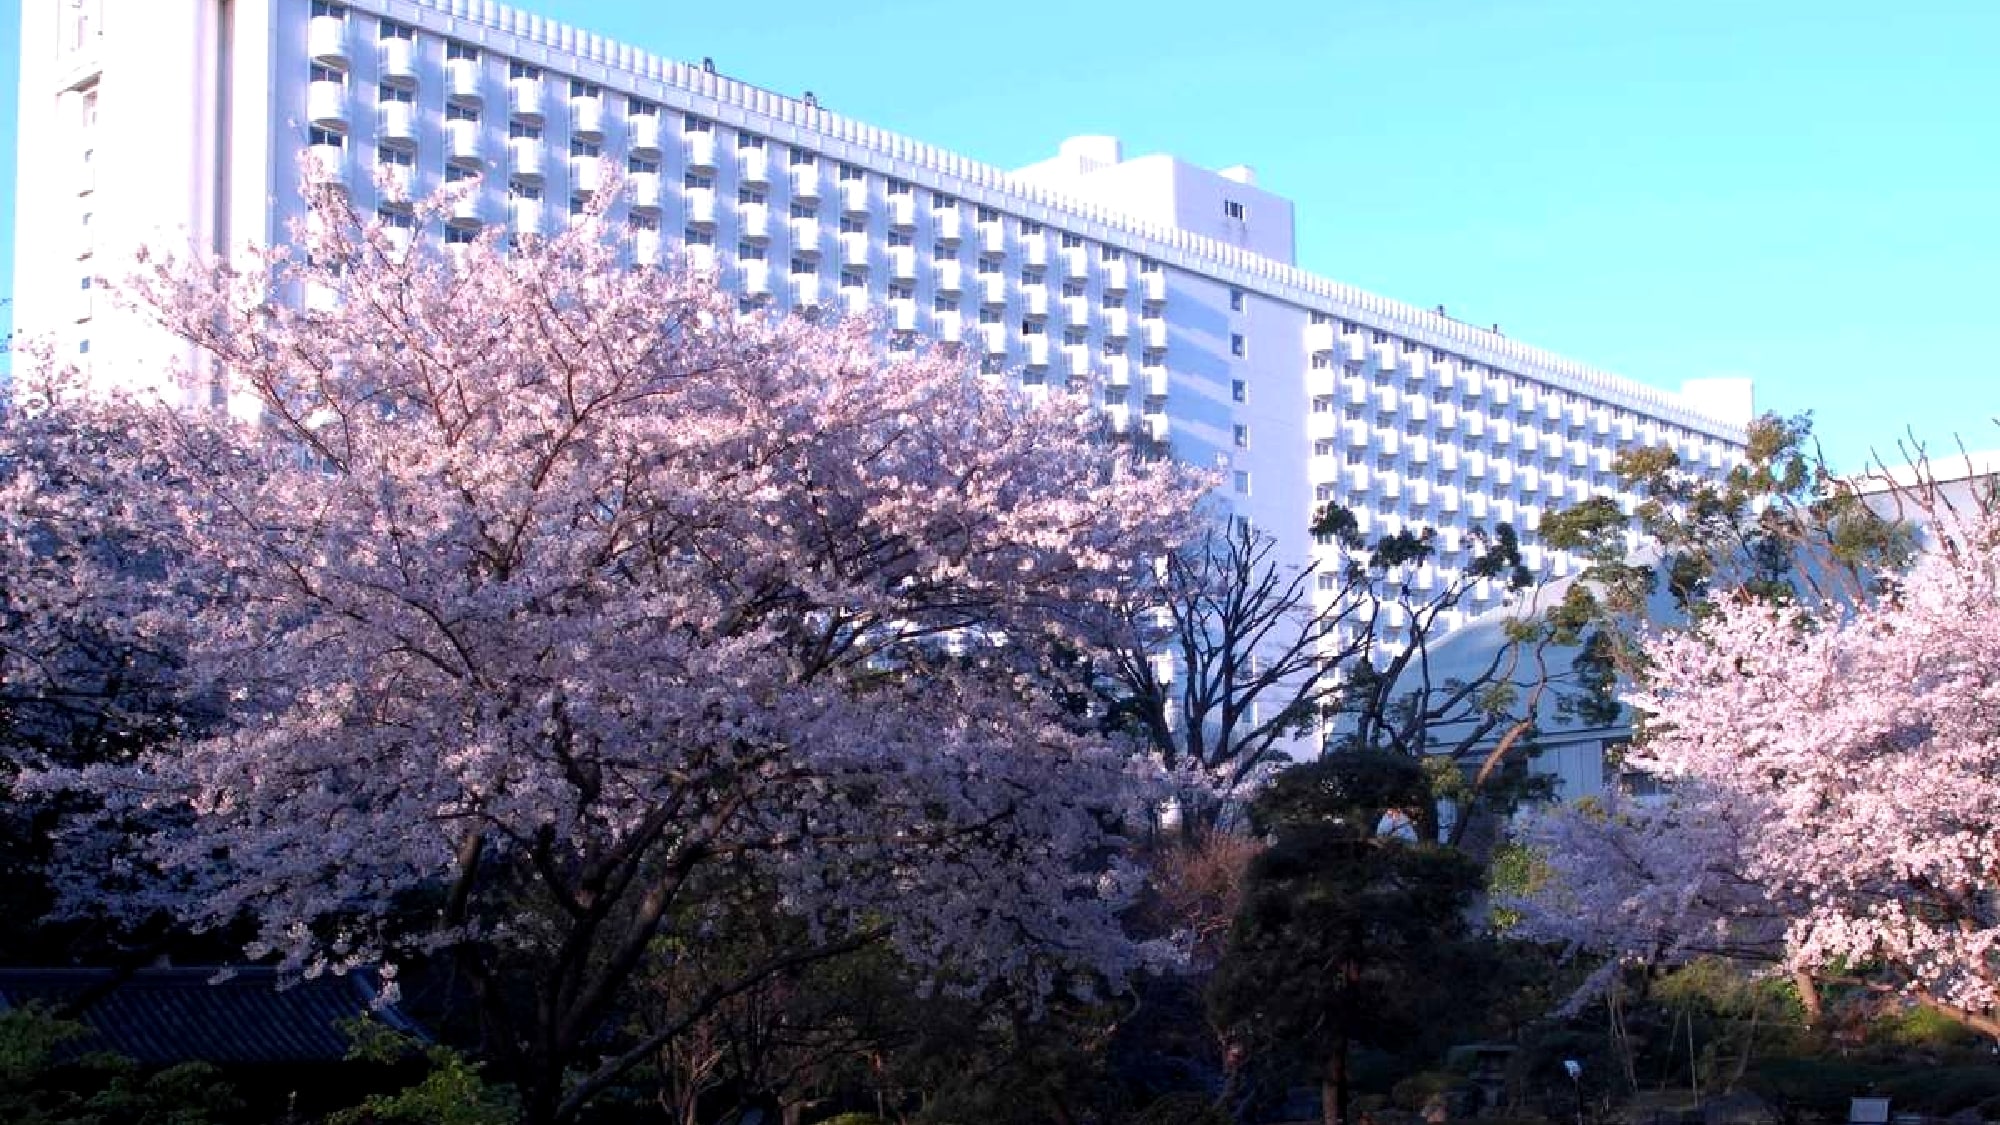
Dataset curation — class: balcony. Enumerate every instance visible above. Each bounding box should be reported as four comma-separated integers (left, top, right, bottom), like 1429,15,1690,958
629,171,664,213
1102,308,1130,340
307,14,348,66
570,157,603,197
977,222,1006,256
1102,355,1130,387
934,260,964,293
979,324,1008,356
1060,296,1089,325
737,201,770,239
1020,239,1048,268
840,287,871,317
1102,260,1129,293
887,246,917,283
507,78,544,121
379,37,418,85
1023,336,1050,368
306,79,348,128
1305,320,1337,354
681,243,716,275
788,215,820,249
1144,413,1170,443
839,233,870,268
978,274,1007,306
739,147,770,185
739,260,771,299
839,179,870,215
303,143,346,189
790,164,821,202
935,208,964,243
448,190,487,226
378,101,418,146
508,197,543,234
684,187,717,227
791,274,824,307
628,113,663,155
685,130,717,171
1060,247,1089,281
446,58,482,104
1102,403,1130,435
570,96,604,140
1145,367,1169,398
446,119,483,164
887,195,916,229
1141,270,1166,303
1061,346,1090,380
507,136,546,181
377,161,413,200
1142,320,1167,350
934,313,965,344
632,229,663,265
1020,284,1049,318
888,298,919,332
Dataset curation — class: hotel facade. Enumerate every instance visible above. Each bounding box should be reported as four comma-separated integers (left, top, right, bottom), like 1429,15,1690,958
13,0,1752,646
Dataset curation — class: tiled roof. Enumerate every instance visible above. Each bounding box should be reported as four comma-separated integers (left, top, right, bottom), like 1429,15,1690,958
0,967,422,1066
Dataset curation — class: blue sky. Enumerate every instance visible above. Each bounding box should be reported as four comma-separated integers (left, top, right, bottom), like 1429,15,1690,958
3,0,1994,472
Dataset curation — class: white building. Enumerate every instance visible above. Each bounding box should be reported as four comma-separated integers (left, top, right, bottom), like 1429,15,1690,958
13,0,1751,641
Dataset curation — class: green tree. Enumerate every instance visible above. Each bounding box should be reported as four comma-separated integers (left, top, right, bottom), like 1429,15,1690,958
1208,753,1482,1125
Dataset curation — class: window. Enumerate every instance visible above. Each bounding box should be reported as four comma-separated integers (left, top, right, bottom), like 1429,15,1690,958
933,294,955,312
790,201,817,219
311,1,345,16
683,115,711,133
1229,333,1246,357
1020,219,1042,235
631,213,659,231
1231,379,1247,403
789,256,815,275
308,126,344,147
509,62,539,81
976,206,1000,223
444,165,475,183
630,99,658,116
887,231,913,248
978,307,1002,325
1060,232,1084,249
446,41,478,61
887,179,911,195
788,149,815,166
1064,327,1087,345
1100,247,1123,262
629,156,659,174
840,268,865,288
447,104,478,122
976,257,1001,275
737,133,764,150
1233,424,1248,449
1138,258,1160,274
380,21,414,40
1228,288,1244,312
380,84,413,104
569,79,600,98
507,180,540,200
839,216,867,234
1021,319,1044,336
888,282,914,300
1223,199,1246,220
509,121,541,139
1234,471,1251,495
310,63,343,83
77,339,91,355
683,171,713,189
378,146,413,167
838,163,865,182
1061,280,1085,298
444,226,478,244
738,186,767,204
1310,354,1333,370
735,241,766,261
932,243,954,261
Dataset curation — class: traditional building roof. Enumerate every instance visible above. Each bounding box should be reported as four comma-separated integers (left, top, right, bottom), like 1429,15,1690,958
0,966,421,1066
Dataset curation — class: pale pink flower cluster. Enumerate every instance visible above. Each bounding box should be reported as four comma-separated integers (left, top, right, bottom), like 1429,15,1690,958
12,191,1206,1005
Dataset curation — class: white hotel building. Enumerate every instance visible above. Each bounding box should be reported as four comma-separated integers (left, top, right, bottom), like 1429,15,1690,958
13,0,1752,644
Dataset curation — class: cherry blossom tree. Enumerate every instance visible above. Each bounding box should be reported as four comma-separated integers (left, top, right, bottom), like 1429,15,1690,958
15,188,1205,1124
1511,498,2000,1039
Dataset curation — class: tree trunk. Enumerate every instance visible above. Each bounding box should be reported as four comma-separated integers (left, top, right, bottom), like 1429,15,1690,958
1322,1034,1350,1125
